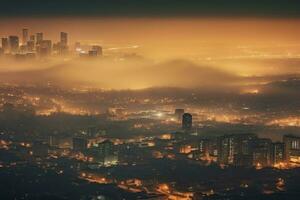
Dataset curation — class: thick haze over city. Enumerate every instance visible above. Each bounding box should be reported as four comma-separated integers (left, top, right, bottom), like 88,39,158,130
1,1,300,200
1,18,300,88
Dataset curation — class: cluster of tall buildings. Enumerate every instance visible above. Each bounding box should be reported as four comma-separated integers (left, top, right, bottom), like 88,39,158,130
217,134,272,167
0,28,103,59
47,134,118,167
179,132,300,168
175,109,300,168
216,134,300,168
284,135,300,165
0,28,68,58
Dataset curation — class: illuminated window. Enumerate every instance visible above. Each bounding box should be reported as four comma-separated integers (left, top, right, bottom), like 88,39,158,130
291,140,300,150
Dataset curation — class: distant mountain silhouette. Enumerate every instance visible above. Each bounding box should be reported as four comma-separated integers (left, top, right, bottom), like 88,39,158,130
0,59,241,89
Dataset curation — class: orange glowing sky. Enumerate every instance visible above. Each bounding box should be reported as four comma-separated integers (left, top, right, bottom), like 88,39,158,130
1,18,299,55
0,17,300,89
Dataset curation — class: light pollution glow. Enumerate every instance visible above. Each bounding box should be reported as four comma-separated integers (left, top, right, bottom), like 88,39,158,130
0,17,300,89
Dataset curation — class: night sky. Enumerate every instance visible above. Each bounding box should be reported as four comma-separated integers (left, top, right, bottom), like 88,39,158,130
1,0,300,17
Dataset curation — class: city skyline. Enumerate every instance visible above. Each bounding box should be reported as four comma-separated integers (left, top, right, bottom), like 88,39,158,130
0,19,300,90
1,1,300,200
0,28,105,57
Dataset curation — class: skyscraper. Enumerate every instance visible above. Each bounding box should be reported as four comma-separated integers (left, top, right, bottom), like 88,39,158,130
36,32,43,44
1,38,9,53
60,32,68,47
271,142,285,165
56,32,68,55
218,135,235,165
233,134,256,167
8,36,19,53
30,35,35,42
27,41,35,52
283,135,300,166
22,28,29,44
88,140,118,166
217,134,257,166
198,139,210,158
182,113,192,131
252,138,272,167
37,40,52,56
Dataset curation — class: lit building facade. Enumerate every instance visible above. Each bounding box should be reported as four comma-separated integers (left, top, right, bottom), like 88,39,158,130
1,38,9,53
9,36,19,53
22,28,29,44
88,140,118,166
284,135,300,166
252,138,272,167
36,32,43,45
271,142,285,165
218,134,256,166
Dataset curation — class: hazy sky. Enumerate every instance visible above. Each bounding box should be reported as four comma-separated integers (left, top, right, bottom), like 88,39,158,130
0,1,300,89
1,17,299,54
1,17,300,89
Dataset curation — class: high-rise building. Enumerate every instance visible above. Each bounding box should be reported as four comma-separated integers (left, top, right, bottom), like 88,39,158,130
9,36,19,53
233,134,256,156
22,28,29,44
98,140,113,152
232,134,256,167
198,139,210,158
30,35,35,42
73,137,87,152
175,109,185,122
55,32,69,55
60,32,68,47
182,113,192,131
252,138,272,167
218,134,256,166
36,32,43,44
27,40,35,52
1,38,9,53
92,140,118,166
218,135,235,165
283,135,300,166
37,40,52,56
271,142,285,165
